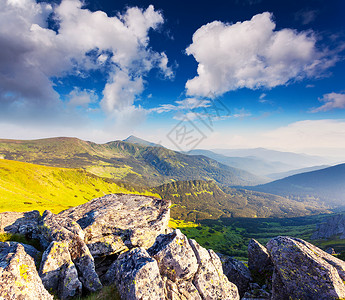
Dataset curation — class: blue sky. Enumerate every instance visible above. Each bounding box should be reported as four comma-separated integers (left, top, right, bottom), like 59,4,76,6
0,0,344,156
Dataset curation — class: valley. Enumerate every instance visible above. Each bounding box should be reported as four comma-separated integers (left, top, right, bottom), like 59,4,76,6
1,136,345,260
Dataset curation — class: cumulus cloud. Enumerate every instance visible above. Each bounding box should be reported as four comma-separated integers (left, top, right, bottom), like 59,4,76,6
310,92,345,113
185,12,338,97
0,0,173,124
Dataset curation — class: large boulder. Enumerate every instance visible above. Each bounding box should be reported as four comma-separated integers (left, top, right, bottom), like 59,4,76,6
58,194,171,257
221,255,252,296
105,247,165,300
40,210,102,293
189,239,240,300
0,242,53,299
0,210,41,238
39,241,82,299
248,239,272,273
0,241,41,265
312,214,345,240
148,229,198,282
267,236,345,300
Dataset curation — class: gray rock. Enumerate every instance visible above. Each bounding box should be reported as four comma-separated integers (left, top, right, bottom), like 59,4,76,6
58,194,171,257
0,241,40,265
0,210,41,238
248,239,272,273
148,229,198,282
189,239,240,300
106,247,165,300
0,242,53,299
267,236,345,300
326,247,336,255
39,241,82,299
312,213,345,240
40,210,102,293
221,255,252,296
164,278,201,300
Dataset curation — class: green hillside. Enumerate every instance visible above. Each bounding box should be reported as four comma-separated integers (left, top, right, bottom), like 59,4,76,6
0,159,158,213
0,137,267,187
154,180,328,221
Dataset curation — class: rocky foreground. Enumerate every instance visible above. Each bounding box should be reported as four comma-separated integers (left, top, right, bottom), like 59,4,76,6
1,194,345,299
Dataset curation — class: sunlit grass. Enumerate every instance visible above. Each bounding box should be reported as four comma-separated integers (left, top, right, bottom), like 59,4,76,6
0,159,158,214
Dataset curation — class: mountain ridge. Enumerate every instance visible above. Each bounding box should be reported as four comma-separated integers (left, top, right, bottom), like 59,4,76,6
0,137,267,187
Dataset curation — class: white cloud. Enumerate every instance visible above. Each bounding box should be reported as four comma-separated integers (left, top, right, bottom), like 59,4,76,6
196,119,345,157
232,108,251,118
0,0,172,124
310,92,345,112
68,88,98,107
185,12,338,97
151,98,211,113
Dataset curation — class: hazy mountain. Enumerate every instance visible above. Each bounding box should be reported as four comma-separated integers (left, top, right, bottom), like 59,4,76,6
153,180,329,222
252,163,345,207
123,135,162,147
188,149,292,176
212,147,330,168
0,137,267,187
267,165,330,180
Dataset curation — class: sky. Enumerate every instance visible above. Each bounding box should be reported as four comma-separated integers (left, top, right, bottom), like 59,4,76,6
0,0,345,157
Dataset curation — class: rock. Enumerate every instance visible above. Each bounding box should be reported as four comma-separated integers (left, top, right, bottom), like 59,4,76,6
0,241,41,265
0,210,41,238
248,239,272,273
189,239,240,300
164,278,201,300
0,242,53,299
40,210,102,293
105,247,165,300
267,236,345,300
312,213,345,240
39,241,82,299
326,247,336,255
221,255,252,296
58,194,171,257
148,229,198,282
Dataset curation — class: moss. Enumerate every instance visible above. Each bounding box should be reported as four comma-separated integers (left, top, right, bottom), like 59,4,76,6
19,264,29,281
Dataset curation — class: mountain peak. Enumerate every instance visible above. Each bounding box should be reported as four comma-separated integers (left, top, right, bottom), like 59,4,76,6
123,135,162,148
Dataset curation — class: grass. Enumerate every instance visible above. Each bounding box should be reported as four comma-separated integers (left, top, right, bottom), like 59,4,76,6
0,232,41,250
0,159,159,214
170,213,337,260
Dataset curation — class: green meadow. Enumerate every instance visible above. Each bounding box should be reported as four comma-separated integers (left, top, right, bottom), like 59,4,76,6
0,159,158,214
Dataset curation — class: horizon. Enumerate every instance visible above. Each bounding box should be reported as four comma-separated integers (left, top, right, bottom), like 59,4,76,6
1,0,345,157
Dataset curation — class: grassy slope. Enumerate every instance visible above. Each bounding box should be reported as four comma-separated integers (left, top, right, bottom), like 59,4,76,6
0,159,158,213
0,137,267,187
154,180,329,222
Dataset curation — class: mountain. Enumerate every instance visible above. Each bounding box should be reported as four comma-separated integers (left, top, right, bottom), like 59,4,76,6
123,135,162,147
188,149,292,176
0,158,157,213
252,163,345,207
212,147,330,168
0,137,267,187
153,180,328,221
267,165,330,180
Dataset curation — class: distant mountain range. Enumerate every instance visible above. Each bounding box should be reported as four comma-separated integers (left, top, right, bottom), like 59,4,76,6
212,147,331,168
153,180,329,221
0,137,267,187
252,163,345,207
266,165,330,180
188,149,292,176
